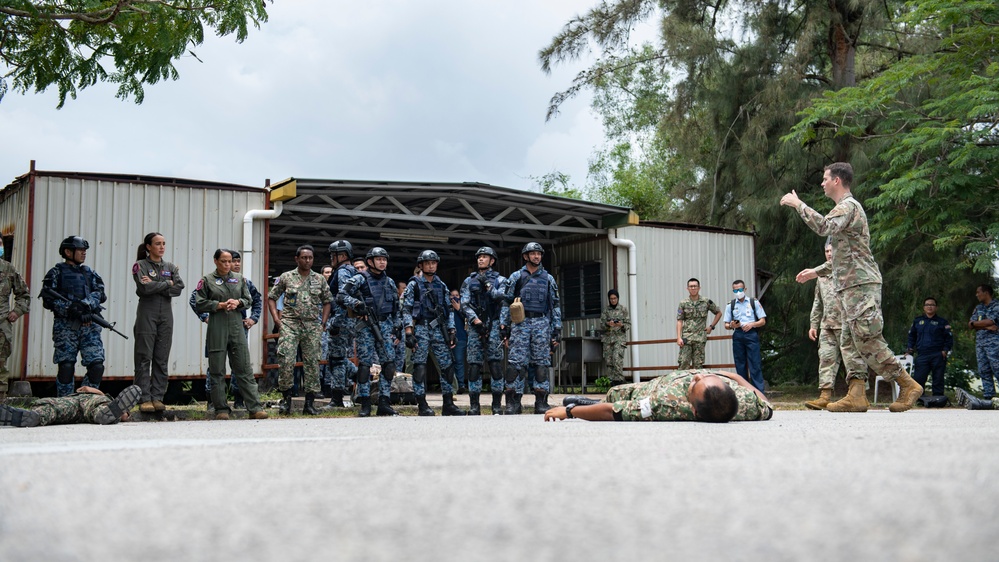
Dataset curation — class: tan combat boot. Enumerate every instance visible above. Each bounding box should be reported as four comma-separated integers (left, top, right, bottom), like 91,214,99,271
826,378,869,412
888,372,923,412
139,401,156,413
804,388,833,410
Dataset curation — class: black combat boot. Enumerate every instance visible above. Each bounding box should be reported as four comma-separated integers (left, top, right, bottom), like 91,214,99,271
562,395,602,406
505,389,520,415
377,395,399,416
233,389,245,410
442,393,466,416
956,388,994,410
303,392,319,415
324,389,345,410
491,392,503,415
358,395,372,417
278,389,293,415
469,392,481,415
416,394,435,416
533,391,551,414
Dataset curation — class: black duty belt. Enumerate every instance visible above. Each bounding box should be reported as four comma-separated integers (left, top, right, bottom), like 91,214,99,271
524,311,546,319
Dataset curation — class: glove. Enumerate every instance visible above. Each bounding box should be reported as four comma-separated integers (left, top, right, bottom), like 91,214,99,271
500,326,511,340
329,325,341,337
67,301,89,319
448,330,457,348
80,313,93,324
351,301,368,315
473,322,487,336
393,324,403,341
551,329,561,343
405,331,416,349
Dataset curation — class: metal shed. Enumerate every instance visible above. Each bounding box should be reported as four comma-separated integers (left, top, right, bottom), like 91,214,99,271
0,164,268,382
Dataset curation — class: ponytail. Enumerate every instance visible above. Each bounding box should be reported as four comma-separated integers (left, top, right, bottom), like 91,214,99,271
138,232,163,261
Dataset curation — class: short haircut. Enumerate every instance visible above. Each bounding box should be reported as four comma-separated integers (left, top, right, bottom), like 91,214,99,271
732,279,746,288
693,384,738,423
687,278,700,286
923,297,937,306
979,285,994,296
296,245,315,257
322,265,333,273
824,162,854,187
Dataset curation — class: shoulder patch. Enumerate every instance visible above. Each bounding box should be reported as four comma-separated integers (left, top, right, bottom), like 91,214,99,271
132,263,139,275
196,279,204,290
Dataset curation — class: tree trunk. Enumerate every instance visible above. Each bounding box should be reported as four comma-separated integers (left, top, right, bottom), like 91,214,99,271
828,0,865,161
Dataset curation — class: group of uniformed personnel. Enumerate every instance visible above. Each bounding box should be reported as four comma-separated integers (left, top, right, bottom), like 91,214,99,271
314,240,562,417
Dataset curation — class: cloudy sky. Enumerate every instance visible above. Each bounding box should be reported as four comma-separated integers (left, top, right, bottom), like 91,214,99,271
0,1,610,191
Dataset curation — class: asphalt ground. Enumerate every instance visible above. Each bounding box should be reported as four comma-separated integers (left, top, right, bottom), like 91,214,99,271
1,408,996,562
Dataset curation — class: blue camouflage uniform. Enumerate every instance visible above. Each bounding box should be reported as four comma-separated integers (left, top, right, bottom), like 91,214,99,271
502,265,561,394
402,274,456,396
907,313,953,396
460,269,507,394
326,262,358,394
41,262,107,396
971,301,999,398
190,278,261,395
339,270,400,399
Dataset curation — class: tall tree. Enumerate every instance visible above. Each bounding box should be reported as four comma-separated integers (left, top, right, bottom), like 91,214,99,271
0,1,270,107
539,0,990,384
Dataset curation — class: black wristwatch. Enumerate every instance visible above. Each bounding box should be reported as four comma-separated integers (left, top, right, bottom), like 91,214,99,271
565,403,577,419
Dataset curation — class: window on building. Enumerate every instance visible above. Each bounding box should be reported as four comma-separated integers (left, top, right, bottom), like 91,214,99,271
561,262,602,319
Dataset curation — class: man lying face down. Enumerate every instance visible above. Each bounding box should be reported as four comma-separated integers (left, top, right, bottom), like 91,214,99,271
545,370,773,423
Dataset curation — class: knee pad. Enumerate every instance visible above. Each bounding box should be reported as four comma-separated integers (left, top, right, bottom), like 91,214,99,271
356,364,371,384
57,361,76,385
534,365,548,384
86,361,105,384
467,364,481,383
381,361,396,381
488,361,503,380
505,365,520,385
412,364,427,385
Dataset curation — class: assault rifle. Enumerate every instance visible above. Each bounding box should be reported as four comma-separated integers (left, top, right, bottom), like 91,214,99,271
39,287,129,339
352,301,392,361
473,275,494,345
425,283,457,387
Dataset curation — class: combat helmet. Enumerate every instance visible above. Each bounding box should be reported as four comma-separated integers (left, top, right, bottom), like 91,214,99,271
59,236,89,259
475,246,498,261
329,240,353,260
521,242,544,256
417,250,440,264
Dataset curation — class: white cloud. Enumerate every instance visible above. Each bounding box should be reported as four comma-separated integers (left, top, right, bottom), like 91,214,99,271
0,0,609,192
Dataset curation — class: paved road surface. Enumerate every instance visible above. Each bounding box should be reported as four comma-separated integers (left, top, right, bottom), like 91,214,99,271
1,409,996,561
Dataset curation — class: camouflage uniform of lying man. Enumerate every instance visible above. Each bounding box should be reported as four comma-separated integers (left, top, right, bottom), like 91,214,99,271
1,385,142,427
545,370,773,423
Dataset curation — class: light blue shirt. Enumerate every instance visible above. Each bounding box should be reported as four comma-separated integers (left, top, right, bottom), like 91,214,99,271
723,297,766,324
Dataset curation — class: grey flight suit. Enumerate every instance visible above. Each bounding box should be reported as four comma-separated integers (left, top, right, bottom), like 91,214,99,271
132,258,184,403
194,270,263,415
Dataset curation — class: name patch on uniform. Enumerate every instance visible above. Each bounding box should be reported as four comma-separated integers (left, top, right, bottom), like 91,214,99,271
215,278,224,285
161,270,172,277
132,263,139,275
639,397,652,419
226,278,239,284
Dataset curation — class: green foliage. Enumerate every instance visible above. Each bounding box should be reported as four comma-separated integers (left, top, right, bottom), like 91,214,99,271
592,376,612,392
0,1,271,107
530,171,587,200
540,0,995,385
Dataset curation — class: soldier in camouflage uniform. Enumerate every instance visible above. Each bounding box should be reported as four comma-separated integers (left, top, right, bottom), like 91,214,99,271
956,387,999,410
783,162,923,412
460,246,508,415
969,284,999,398
194,249,268,420
41,236,107,397
267,245,332,416
338,247,401,417
675,279,720,371
804,244,865,409
323,240,357,409
0,237,30,400
501,242,561,414
0,384,142,427
544,369,772,423
403,250,464,416
599,289,631,381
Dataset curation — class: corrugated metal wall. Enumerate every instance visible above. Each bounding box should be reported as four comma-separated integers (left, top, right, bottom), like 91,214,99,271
23,175,267,379
551,226,756,377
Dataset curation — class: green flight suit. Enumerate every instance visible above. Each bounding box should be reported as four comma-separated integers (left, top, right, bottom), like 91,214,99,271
0,259,30,396
194,270,263,414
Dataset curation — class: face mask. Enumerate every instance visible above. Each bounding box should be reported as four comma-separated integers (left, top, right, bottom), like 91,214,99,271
0,246,4,258
733,290,745,299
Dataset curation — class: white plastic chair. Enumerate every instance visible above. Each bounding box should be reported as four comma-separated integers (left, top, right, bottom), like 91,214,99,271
873,354,912,404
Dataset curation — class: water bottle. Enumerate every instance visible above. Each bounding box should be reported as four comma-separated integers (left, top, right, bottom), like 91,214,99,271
570,325,576,337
